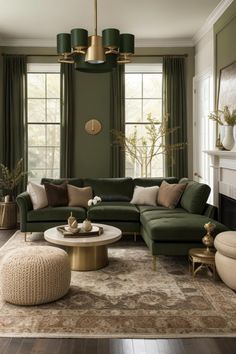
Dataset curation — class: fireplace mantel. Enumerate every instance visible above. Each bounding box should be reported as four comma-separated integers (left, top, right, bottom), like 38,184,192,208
204,150,236,205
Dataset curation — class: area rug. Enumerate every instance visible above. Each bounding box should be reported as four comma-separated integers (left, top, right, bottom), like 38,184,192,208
0,231,236,338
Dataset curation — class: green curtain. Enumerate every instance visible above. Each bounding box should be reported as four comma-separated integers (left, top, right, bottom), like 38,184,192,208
163,57,188,179
60,63,74,177
3,55,27,193
110,65,125,177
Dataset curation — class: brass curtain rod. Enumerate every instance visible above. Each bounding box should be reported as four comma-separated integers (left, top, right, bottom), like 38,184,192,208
1,53,188,58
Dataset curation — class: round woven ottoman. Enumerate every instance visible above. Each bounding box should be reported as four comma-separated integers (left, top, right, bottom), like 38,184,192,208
0,246,71,305
214,231,236,290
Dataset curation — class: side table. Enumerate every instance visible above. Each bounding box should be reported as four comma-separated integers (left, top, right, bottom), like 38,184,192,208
0,202,17,229
188,248,216,279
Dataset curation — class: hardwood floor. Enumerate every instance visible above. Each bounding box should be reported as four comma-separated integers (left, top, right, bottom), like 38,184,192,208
0,229,236,354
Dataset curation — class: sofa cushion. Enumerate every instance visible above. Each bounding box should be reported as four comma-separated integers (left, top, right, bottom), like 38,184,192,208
27,206,86,222
179,179,211,214
134,177,178,187
157,181,186,209
27,182,48,210
131,185,159,206
67,185,92,208
83,178,134,201
41,178,83,188
44,182,68,207
141,212,228,242
88,202,140,221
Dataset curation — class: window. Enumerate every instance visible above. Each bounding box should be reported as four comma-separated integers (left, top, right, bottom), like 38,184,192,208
125,64,163,177
27,64,60,183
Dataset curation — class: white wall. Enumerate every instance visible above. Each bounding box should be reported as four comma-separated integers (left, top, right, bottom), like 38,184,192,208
193,29,215,203
195,29,214,77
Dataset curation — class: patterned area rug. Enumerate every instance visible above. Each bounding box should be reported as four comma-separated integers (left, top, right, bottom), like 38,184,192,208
0,231,236,338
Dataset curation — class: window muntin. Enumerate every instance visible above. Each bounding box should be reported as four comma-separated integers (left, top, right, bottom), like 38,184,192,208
125,64,163,177
27,64,60,183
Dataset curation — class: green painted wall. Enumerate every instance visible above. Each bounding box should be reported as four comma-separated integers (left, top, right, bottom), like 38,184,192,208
214,0,236,99
0,45,194,178
72,71,111,177
0,48,3,164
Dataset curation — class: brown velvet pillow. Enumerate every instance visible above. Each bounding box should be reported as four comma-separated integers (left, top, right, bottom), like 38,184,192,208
67,184,92,207
157,181,186,209
44,182,68,207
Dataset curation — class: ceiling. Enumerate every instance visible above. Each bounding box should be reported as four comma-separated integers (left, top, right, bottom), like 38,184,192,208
0,0,224,47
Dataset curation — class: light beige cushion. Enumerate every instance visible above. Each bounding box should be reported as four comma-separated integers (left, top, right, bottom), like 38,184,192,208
67,184,93,208
131,185,159,206
215,252,236,290
27,182,48,210
214,231,236,259
157,181,186,209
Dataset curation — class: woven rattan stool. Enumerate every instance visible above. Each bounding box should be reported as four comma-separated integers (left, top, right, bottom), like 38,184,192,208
0,246,71,305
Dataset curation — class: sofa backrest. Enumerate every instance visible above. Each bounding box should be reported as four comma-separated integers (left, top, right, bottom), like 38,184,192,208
179,178,211,214
134,177,178,187
41,178,83,188
83,178,134,201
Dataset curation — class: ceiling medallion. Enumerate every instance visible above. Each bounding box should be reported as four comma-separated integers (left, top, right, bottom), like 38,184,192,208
57,0,135,73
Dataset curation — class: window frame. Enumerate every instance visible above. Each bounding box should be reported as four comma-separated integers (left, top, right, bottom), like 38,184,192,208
124,63,164,178
26,63,61,183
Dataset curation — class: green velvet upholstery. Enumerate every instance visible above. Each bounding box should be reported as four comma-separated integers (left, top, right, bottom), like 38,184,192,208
16,177,229,257
27,206,86,222
134,177,178,187
141,212,228,242
179,179,211,214
88,202,139,221
41,178,83,187
83,178,134,201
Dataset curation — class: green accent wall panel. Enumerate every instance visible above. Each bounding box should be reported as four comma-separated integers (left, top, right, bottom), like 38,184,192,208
214,1,236,89
72,71,111,178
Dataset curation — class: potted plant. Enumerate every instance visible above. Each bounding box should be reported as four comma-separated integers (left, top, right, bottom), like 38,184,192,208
112,113,186,177
208,105,236,150
0,158,27,229
0,158,27,201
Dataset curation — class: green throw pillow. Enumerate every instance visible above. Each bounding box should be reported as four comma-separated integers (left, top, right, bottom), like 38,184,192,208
179,179,210,214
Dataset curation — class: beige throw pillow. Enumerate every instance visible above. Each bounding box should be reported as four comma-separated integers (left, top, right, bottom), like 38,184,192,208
27,182,48,210
131,185,159,206
67,184,93,208
157,181,186,209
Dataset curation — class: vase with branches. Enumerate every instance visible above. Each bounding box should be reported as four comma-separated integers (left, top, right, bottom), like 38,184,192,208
0,158,27,200
112,113,185,177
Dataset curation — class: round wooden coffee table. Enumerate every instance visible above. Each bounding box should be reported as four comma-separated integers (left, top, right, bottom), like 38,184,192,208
44,223,122,271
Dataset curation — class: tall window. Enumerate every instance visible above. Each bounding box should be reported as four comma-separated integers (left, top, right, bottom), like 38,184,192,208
27,64,60,183
125,64,163,177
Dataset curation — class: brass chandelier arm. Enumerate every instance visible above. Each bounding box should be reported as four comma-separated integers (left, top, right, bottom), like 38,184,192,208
94,0,98,36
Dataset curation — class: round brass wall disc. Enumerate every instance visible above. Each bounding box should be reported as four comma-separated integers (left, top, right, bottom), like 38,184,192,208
85,119,102,135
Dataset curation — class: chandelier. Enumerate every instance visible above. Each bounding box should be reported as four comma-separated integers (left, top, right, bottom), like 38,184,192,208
56,0,135,73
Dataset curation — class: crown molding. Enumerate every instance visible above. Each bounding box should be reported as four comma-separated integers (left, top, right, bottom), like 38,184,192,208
135,38,193,47
0,36,194,48
0,38,55,47
192,0,234,45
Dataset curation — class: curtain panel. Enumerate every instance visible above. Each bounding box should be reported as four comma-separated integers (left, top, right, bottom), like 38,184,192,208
60,63,74,178
3,54,27,192
162,57,188,179
110,65,125,177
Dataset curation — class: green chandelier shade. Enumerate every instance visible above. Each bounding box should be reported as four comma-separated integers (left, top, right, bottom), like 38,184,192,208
57,33,71,54
120,33,135,54
56,0,134,72
102,28,120,49
74,53,117,73
71,28,88,49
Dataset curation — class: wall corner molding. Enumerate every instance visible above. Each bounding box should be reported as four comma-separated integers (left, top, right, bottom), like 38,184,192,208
192,0,234,45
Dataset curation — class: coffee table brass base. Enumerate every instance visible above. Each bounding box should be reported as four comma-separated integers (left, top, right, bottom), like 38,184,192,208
67,245,108,271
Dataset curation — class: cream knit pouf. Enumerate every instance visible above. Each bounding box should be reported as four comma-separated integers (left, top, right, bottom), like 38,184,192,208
0,246,71,305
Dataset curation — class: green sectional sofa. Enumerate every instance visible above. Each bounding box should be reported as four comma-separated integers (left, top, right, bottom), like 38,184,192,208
17,177,228,260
